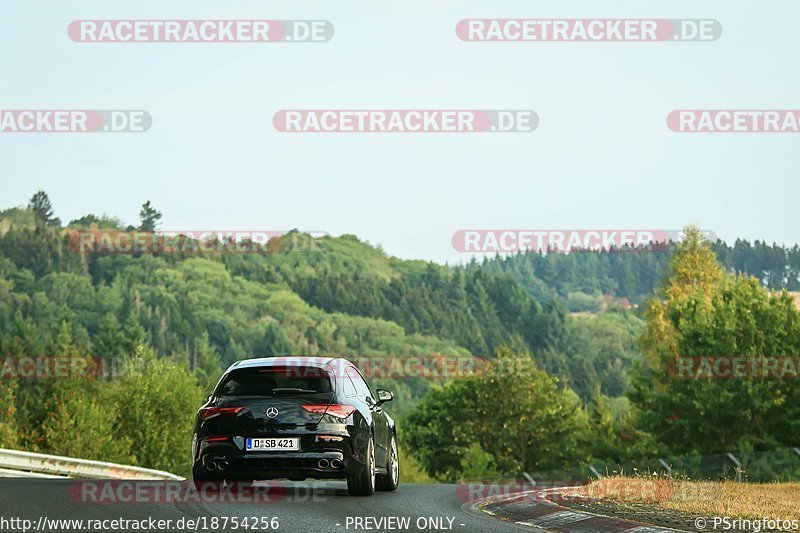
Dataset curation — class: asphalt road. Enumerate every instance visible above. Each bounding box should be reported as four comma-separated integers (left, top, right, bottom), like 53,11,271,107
191,481,534,532
0,480,532,533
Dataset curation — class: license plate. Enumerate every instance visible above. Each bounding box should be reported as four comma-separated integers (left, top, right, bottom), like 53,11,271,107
246,437,300,451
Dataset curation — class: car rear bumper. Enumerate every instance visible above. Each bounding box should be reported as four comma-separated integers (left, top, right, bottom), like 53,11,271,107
202,451,354,480
194,436,367,481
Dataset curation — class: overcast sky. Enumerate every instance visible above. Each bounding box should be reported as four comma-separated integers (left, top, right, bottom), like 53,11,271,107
2,1,798,264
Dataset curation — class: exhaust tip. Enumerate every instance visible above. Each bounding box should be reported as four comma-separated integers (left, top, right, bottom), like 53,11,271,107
217,460,229,471
318,459,330,469
206,461,217,471
331,459,343,469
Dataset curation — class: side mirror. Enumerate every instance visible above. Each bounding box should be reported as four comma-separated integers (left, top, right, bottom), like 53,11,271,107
376,389,393,405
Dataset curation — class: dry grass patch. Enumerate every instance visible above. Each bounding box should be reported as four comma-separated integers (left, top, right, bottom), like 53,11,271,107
579,477,800,521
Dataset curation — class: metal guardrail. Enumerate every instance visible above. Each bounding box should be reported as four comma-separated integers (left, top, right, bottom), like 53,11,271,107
0,448,184,480
523,446,800,484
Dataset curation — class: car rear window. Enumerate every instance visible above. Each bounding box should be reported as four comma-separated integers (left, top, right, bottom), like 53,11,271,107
216,366,333,396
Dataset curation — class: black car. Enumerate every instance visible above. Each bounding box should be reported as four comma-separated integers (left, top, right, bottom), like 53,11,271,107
191,356,399,496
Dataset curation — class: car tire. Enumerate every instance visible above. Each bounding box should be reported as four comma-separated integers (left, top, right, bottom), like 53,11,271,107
347,436,376,496
376,433,399,491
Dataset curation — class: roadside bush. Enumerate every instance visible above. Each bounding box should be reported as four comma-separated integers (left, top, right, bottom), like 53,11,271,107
0,379,18,448
111,346,203,476
405,348,590,480
39,386,133,464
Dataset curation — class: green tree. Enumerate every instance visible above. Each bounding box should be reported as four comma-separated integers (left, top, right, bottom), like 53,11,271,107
640,225,725,367
138,201,162,232
120,311,147,355
405,348,590,480
194,331,223,392
459,442,500,480
28,191,60,227
255,322,295,358
95,314,125,362
585,389,660,463
111,345,203,475
39,387,133,463
0,379,19,448
53,320,83,357
631,228,800,454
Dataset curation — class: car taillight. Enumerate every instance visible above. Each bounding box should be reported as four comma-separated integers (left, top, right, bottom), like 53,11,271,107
316,435,344,442
204,436,229,443
199,406,243,420
301,404,356,419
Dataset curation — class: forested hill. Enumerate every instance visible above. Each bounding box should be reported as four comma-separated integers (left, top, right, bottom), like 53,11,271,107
3,196,796,404
476,240,800,305
3,197,796,476
0,203,564,373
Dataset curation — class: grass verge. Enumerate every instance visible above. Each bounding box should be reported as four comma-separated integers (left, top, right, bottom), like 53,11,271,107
579,477,800,522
